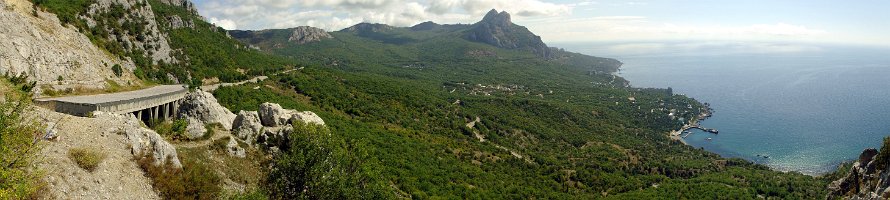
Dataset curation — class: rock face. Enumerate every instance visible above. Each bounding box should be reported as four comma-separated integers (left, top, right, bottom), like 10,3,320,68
0,0,138,94
259,102,291,127
183,116,207,140
232,110,263,144
94,111,182,168
827,148,890,200
178,90,237,131
84,0,178,64
157,0,199,15
166,15,194,29
465,9,551,58
288,26,332,44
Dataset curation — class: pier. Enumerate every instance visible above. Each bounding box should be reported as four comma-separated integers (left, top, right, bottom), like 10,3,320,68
680,125,719,138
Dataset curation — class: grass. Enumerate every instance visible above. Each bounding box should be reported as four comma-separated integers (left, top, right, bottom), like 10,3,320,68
68,147,106,172
138,154,222,200
187,136,270,199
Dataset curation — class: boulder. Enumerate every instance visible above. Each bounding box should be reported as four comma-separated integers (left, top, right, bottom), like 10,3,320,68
290,111,325,126
184,117,207,140
257,126,292,149
232,110,263,144
226,137,246,158
178,90,236,130
259,102,291,127
861,148,879,164
95,111,181,168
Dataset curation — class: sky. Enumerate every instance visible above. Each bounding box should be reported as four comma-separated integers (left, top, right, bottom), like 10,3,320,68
191,0,890,47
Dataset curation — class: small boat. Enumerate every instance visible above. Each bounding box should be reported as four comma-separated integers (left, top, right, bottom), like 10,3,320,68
706,137,712,141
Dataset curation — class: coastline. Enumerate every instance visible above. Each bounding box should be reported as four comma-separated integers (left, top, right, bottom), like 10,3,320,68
669,103,713,145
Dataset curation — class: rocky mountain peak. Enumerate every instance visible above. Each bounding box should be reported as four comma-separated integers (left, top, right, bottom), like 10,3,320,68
481,9,512,26
288,26,332,44
465,9,551,58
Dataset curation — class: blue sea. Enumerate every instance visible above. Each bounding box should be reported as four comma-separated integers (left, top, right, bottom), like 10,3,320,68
557,41,890,175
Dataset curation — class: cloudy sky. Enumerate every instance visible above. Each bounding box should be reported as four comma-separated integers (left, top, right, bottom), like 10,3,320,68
192,0,890,46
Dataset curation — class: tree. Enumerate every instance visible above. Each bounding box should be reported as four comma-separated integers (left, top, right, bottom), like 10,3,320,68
265,122,387,200
0,84,44,199
112,64,123,77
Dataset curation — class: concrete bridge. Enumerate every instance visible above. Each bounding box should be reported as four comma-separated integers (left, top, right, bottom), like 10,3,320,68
35,85,188,122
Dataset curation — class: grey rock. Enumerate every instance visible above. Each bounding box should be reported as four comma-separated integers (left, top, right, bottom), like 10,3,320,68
94,111,181,168
465,9,552,58
290,111,325,126
184,117,206,140
232,110,263,144
157,0,198,15
287,26,331,44
259,102,291,127
177,90,236,130
167,15,194,29
226,137,246,158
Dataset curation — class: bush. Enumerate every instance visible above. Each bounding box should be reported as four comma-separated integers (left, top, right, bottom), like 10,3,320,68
112,64,123,77
68,147,106,172
264,122,387,199
150,118,188,140
0,84,44,199
138,155,221,199
875,137,890,169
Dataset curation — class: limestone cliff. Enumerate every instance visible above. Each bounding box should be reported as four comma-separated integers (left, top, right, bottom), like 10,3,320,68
83,0,177,64
828,148,890,199
0,0,139,94
465,9,552,58
287,26,332,44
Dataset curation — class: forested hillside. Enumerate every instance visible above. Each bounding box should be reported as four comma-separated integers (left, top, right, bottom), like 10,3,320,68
223,9,833,199
26,0,835,198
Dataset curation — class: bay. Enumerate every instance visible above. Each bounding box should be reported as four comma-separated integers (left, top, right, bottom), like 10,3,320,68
557,41,890,175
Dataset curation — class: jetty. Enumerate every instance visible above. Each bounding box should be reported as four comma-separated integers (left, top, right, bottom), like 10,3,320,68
679,125,719,138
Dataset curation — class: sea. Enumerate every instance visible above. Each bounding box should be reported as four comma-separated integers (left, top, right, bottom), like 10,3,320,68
556,41,890,175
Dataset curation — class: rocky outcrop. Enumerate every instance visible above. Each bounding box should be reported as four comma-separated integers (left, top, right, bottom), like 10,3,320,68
259,102,291,127
291,111,325,126
177,90,237,131
94,111,182,168
157,0,198,15
166,15,194,29
827,148,890,200
465,9,551,58
287,26,332,44
233,102,325,148
226,137,246,158
0,0,138,94
84,0,177,64
232,110,263,144
184,116,207,140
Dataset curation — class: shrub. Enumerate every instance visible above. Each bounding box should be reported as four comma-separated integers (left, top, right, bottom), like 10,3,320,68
68,147,106,172
112,64,123,77
875,137,890,169
138,155,221,199
150,118,188,140
264,122,388,199
0,83,44,199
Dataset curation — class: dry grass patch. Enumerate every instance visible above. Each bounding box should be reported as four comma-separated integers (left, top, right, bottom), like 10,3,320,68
68,147,106,172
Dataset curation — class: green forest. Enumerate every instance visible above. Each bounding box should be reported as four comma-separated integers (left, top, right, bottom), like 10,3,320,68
26,0,848,199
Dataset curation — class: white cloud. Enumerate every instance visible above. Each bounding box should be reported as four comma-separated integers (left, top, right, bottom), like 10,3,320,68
208,17,238,30
523,16,828,43
193,0,573,31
